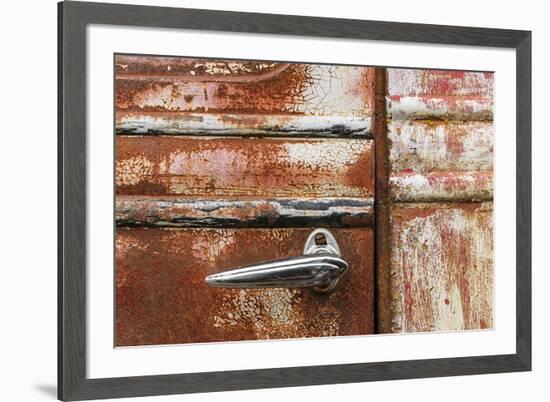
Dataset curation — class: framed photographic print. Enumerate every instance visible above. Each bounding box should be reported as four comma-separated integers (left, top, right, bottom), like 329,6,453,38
58,1,531,400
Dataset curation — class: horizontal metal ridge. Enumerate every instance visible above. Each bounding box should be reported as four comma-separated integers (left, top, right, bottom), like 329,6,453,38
116,112,373,137
116,197,374,228
390,171,493,203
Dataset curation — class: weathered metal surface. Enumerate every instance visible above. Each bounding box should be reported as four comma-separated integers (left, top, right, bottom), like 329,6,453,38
115,55,374,114
389,203,493,332
387,69,493,120
116,196,374,228
115,227,374,346
390,171,493,202
387,69,494,98
373,67,393,333
386,69,494,203
116,137,374,198
116,112,372,137
114,59,496,340
389,121,493,173
387,96,492,121
115,55,290,80
114,55,376,346
379,68,495,334
115,55,375,136
387,118,493,203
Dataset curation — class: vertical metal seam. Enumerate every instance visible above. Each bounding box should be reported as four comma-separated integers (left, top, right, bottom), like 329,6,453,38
374,67,392,334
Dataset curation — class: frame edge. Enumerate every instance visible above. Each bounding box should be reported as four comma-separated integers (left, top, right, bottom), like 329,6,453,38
59,1,88,400
58,1,533,400
515,30,532,372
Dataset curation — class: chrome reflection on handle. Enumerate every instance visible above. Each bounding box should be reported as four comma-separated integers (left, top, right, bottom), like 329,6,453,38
205,228,348,293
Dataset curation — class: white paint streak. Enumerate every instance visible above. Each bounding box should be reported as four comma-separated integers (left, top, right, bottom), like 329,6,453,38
116,113,372,135
390,171,493,202
387,96,493,120
388,121,494,173
284,140,365,168
435,284,465,331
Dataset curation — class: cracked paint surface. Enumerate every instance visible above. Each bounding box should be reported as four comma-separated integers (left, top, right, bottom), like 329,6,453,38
115,55,375,136
114,56,376,345
116,137,374,198
113,58,496,343
115,228,373,346
116,55,374,117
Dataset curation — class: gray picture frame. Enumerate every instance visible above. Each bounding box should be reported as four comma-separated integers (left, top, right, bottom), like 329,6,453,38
58,1,532,400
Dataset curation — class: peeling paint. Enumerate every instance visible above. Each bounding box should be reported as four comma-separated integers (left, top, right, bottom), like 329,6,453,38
381,68,495,334
115,196,374,228
114,60,496,341
115,56,375,133
115,155,154,187
116,55,289,81
116,112,372,136
387,95,493,121
389,121,493,173
390,171,492,202
387,69,493,98
390,203,493,332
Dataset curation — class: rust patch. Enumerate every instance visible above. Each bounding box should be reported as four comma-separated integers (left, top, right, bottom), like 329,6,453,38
373,67,393,334
115,63,308,114
115,55,290,82
115,227,374,346
115,56,375,118
116,137,374,198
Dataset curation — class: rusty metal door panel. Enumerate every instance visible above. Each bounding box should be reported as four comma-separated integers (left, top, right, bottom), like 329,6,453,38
389,203,493,332
114,56,495,342
377,68,494,333
116,137,374,198
115,227,374,346
114,56,376,345
115,55,375,136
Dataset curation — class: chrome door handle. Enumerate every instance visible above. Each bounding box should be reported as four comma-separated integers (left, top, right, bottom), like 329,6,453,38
205,228,348,293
